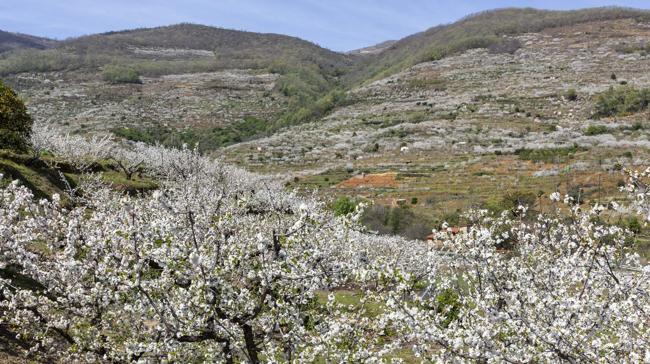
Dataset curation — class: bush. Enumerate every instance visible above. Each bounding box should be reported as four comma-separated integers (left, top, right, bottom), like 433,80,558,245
584,124,609,135
113,116,268,151
332,196,358,216
435,289,461,328
0,81,32,152
515,145,583,163
627,216,642,234
565,88,578,101
102,65,142,84
593,86,650,118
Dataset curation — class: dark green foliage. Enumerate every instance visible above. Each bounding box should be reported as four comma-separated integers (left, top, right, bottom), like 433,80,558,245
593,86,650,118
277,88,348,128
435,289,461,328
565,88,578,101
440,211,461,228
102,65,141,84
411,197,418,205
114,116,268,151
584,125,609,135
626,216,642,234
332,196,358,216
0,80,32,152
515,145,583,163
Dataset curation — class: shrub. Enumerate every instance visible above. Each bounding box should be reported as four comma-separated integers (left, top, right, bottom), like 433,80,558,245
0,81,32,152
515,145,583,163
627,216,642,234
565,88,578,101
113,116,268,151
584,124,609,135
332,196,358,216
411,197,418,205
435,289,461,328
102,65,142,84
593,86,650,118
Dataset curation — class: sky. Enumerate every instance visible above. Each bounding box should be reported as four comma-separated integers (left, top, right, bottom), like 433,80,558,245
1,1,650,52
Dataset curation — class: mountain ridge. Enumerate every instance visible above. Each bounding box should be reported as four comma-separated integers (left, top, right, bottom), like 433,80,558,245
0,30,57,53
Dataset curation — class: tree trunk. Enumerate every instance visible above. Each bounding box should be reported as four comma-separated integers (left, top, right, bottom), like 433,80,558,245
242,324,259,364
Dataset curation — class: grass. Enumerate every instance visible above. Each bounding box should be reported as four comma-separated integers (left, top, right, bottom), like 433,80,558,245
0,151,72,200
101,171,158,194
0,150,159,201
291,168,352,189
315,290,384,317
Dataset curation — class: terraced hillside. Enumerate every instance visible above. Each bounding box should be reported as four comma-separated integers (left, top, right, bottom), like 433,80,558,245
0,24,354,149
224,15,650,248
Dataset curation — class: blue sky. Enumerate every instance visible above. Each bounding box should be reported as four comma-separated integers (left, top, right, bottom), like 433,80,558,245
1,1,649,51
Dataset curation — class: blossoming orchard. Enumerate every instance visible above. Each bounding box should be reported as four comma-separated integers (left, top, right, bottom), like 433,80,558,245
0,124,648,363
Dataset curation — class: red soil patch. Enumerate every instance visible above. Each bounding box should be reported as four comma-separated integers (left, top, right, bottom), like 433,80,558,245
336,172,399,189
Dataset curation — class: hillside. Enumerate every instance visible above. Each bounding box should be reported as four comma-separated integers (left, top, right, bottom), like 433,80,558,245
0,30,56,54
346,40,397,56
0,23,352,76
0,24,355,149
62,23,351,73
3,7,650,238
345,7,650,84
2,7,650,362
224,13,650,250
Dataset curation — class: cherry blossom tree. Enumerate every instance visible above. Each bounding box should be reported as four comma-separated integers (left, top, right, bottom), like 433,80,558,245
0,128,648,362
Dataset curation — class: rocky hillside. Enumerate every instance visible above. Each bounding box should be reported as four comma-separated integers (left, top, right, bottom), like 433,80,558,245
345,7,650,84
224,14,650,245
0,24,355,149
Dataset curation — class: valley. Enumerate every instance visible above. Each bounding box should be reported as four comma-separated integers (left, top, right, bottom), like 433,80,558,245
1,6,650,363
5,11,650,251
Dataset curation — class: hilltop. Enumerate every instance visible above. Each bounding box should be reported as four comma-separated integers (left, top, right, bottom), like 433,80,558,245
1,23,352,76
0,30,56,53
